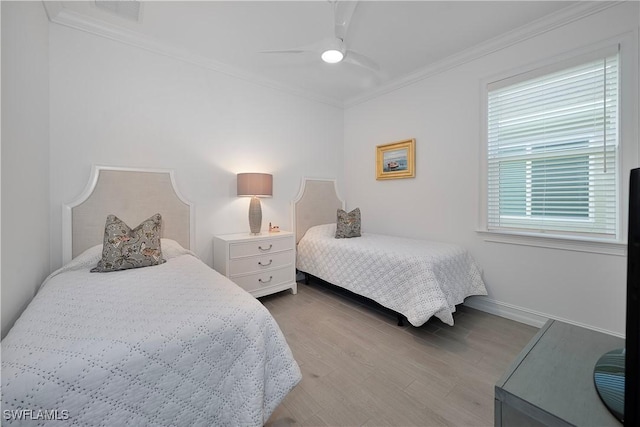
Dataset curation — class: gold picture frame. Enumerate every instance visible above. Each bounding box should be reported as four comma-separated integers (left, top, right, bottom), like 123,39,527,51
376,138,415,180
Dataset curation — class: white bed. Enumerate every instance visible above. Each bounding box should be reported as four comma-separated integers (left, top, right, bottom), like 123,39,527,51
1,166,301,426
293,178,488,327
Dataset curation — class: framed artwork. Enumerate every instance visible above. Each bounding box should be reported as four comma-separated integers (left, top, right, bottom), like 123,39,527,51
376,138,415,180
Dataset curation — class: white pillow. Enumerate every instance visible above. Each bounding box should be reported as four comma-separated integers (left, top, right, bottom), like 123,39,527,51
304,223,336,239
69,238,193,269
160,238,197,260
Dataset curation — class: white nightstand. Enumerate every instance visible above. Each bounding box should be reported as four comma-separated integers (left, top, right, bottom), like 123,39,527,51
213,231,297,298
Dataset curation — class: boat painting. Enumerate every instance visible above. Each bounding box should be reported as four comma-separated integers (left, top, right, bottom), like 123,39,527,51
382,150,408,172
376,138,415,180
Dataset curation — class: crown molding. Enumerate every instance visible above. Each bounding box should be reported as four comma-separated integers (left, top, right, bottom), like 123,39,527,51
42,1,624,111
42,1,344,109
42,0,64,21
344,1,625,108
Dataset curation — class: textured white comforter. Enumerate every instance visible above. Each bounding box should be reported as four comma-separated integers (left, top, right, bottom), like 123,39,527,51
1,240,301,426
297,224,487,326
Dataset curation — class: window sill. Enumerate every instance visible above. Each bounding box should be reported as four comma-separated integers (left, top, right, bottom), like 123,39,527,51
477,230,626,256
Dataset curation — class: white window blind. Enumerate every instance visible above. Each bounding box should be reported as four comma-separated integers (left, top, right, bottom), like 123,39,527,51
487,49,619,239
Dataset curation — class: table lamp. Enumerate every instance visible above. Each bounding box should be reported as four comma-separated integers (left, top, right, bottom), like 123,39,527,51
237,173,272,235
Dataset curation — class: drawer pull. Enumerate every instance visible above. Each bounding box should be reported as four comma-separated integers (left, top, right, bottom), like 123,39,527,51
258,276,273,284
258,259,273,267
258,244,273,251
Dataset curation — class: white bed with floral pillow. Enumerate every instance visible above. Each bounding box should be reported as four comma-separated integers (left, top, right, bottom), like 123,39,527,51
2,167,301,426
293,178,487,327
1,239,301,426
297,224,487,327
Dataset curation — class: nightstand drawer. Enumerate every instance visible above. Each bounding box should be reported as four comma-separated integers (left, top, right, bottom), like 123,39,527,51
213,231,297,298
229,236,293,259
231,266,294,293
229,250,293,275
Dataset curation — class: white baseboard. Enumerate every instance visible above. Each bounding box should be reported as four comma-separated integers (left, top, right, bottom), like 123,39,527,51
462,296,624,338
463,296,548,328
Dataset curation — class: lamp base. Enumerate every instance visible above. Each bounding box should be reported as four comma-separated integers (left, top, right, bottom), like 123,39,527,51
248,196,262,235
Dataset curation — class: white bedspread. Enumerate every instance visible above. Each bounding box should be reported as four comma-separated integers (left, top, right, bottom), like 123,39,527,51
297,224,487,326
1,240,301,426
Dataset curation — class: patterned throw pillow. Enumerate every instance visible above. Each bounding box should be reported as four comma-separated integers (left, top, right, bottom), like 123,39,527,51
335,208,361,238
91,213,166,273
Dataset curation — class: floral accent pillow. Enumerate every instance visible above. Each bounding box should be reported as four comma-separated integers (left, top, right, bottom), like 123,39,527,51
335,208,361,238
91,213,166,273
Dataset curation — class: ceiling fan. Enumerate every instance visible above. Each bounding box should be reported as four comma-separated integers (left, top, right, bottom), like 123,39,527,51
260,0,379,73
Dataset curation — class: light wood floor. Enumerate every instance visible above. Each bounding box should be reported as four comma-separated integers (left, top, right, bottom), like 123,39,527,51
261,278,538,427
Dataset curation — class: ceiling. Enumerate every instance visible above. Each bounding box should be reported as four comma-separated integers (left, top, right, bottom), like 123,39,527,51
53,1,584,106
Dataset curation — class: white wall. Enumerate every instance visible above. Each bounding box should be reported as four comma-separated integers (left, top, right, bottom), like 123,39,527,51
344,2,639,336
1,1,51,338
48,24,344,270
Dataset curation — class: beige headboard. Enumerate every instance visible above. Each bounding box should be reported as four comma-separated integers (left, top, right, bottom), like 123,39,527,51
62,166,195,264
292,178,345,243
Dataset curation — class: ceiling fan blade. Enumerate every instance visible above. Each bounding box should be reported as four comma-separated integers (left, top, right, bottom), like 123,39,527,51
259,49,309,55
345,49,379,72
259,38,326,56
333,0,358,41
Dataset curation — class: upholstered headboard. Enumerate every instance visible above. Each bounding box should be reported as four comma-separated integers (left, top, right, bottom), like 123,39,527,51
62,166,195,264
292,178,345,243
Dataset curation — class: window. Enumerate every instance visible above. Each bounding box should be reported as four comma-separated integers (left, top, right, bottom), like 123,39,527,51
486,49,619,240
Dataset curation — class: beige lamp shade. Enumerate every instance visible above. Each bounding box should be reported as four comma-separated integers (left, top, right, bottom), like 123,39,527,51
237,173,273,197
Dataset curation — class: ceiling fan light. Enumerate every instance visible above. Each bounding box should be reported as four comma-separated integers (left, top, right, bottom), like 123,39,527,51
321,49,344,64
